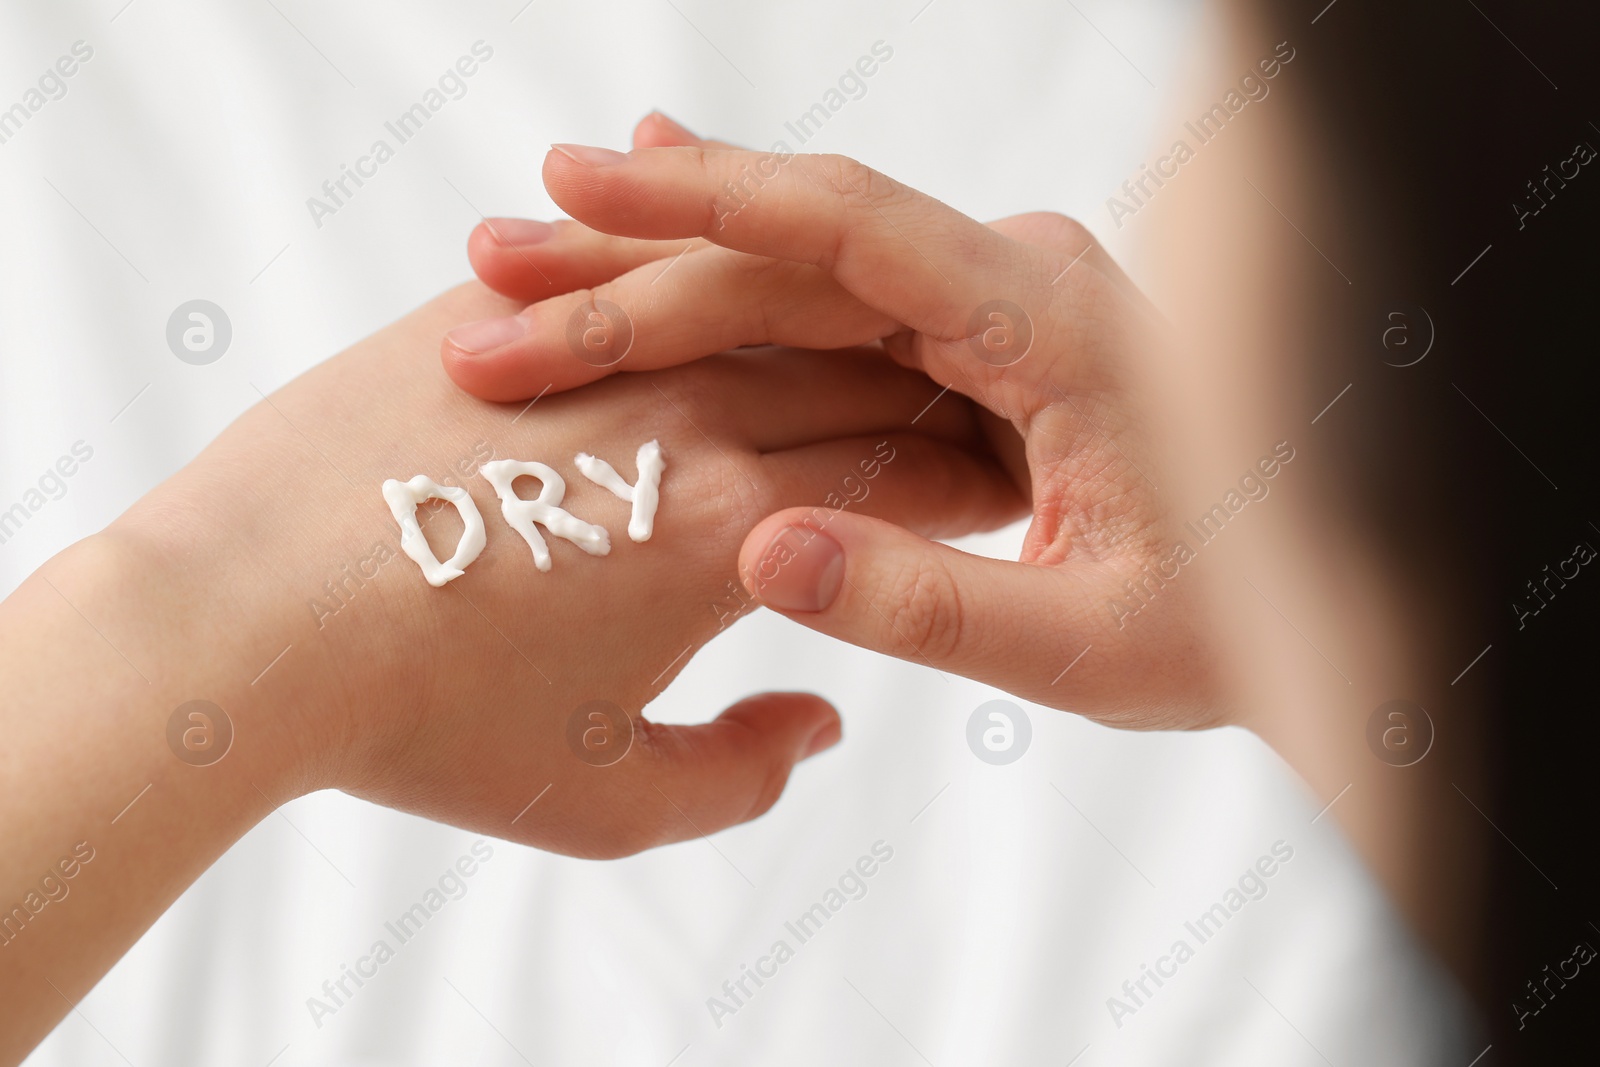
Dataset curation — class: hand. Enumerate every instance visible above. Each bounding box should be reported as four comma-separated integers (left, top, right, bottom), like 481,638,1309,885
456,113,744,308
99,283,1021,856
0,279,1022,1056
440,118,1222,728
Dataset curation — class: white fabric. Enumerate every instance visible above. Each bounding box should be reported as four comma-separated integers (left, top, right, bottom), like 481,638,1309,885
1,1,1473,1063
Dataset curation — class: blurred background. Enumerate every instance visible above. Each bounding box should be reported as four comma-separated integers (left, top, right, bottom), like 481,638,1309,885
4,0,1592,1063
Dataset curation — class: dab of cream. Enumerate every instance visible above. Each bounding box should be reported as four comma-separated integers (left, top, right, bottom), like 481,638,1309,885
479,459,611,571
575,439,665,542
380,476,487,587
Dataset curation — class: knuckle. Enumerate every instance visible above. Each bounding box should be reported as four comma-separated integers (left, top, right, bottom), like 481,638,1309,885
992,211,1094,256
700,453,773,537
1004,211,1098,269
564,284,600,308
1040,211,1094,249
810,154,902,270
688,146,723,235
816,153,880,196
882,553,965,664
560,284,609,323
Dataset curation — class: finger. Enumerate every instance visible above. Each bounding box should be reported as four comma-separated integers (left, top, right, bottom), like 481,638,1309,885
624,692,839,850
760,433,1026,541
441,249,886,402
734,509,1205,722
464,113,740,303
473,211,1062,354
989,210,1154,318
631,111,743,151
450,202,1098,403
636,348,985,453
540,146,1069,388
467,218,713,304
737,508,1069,690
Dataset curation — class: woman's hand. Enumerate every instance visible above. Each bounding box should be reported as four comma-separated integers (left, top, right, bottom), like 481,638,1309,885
440,119,1222,729
0,279,1021,1058
118,284,1021,853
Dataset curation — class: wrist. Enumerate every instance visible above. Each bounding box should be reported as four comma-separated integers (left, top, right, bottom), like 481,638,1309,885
103,421,449,796
68,519,329,799
0,531,294,1050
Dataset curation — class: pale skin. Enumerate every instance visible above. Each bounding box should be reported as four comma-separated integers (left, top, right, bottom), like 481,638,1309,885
0,283,1023,1061
446,115,1225,729
444,110,1481,986
1142,10,1484,987
1,86,1481,1061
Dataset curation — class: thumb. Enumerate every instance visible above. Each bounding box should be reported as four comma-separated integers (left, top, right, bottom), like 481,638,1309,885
629,692,840,848
738,509,1092,706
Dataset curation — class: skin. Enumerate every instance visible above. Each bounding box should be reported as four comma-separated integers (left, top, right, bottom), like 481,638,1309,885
1141,11,1484,989
1,54,1486,1058
0,283,1023,1061
444,109,1482,988
445,114,1224,730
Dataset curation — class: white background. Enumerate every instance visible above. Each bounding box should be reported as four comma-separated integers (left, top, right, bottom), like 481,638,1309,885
1,1,1470,1063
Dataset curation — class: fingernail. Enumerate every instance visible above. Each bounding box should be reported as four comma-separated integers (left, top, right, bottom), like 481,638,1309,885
485,218,555,246
445,315,529,355
551,143,629,168
803,717,842,759
749,527,845,613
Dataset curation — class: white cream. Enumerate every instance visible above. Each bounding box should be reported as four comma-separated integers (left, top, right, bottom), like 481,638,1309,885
479,459,611,571
380,475,487,587
574,439,665,542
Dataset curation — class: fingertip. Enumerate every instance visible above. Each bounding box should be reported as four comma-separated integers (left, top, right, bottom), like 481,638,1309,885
440,323,543,403
542,149,610,219
481,217,556,247
444,313,528,356
737,509,805,583
628,692,838,841
550,142,631,167
467,222,560,302
802,713,842,759
439,335,500,398
634,110,699,148
737,510,848,612
543,147,687,241
717,690,840,760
